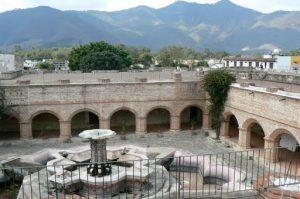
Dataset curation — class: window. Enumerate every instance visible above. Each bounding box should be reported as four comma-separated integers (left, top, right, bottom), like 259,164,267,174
256,62,259,67
270,62,273,69
249,62,252,67
240,61,243,67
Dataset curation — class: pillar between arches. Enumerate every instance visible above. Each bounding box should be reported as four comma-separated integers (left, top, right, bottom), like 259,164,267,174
59,120,71,139
170,115,180,132
264,138,280,163
136,117,146,134
203,113,211,130
20,122,32,140
220,119,230,138
238,127,250,149
100,118,110,129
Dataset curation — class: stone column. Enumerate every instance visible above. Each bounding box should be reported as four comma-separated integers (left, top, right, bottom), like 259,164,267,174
136,117,147,134
203,113,211,130
20,122,32,140
170,115,180,132
100,118,110,129
91,139,107,164
264,138,280,163
238,127,251,149
59,120,71,139
220,120,230,138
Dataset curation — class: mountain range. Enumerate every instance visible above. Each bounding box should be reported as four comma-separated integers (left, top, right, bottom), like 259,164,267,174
1,0,300,52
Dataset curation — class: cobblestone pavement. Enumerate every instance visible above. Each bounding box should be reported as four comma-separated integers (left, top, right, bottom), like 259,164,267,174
0,130,235,162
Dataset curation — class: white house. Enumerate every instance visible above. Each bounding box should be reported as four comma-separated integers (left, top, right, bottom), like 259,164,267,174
0,54,15,73
23,60,39,69
274,56,292,71
223,57,276,70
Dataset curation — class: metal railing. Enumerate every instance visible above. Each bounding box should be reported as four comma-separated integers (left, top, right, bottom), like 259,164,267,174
0,147,299,198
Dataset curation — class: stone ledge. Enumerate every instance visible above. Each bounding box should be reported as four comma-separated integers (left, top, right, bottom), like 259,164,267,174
240,82,255,87
98,78,111,83
16,80,30,85
135,78,147,83
58,79,70,84
266,87,284,93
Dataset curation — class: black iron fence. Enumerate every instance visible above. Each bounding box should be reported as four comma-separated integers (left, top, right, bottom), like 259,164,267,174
1,147,300,198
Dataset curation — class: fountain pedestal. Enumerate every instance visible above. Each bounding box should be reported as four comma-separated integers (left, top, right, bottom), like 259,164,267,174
79,129,116,177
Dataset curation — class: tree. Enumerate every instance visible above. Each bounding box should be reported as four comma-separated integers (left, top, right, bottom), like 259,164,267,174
79,51,126,72
156,45,196,67
37,62,55,70
202,70,236,139
118,45,153,67
68,41,131,71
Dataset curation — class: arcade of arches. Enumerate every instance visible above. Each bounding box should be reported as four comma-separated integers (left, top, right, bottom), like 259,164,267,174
0,106,210,139
221,114,300,163
1,104,299,163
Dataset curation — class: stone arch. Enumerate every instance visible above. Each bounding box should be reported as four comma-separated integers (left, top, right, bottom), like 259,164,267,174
268,129,300,144
146,107,171,133
31,112,60,139
242,118,265,148
70,110,100,137
0,114,20,140
267,129,300,163
30,110,62,122
180,105,203,130
68,108,100,122
109,108,136,134
222,112,239,143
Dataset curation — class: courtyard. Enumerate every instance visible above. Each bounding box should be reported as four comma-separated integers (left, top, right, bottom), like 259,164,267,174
0,130,231,162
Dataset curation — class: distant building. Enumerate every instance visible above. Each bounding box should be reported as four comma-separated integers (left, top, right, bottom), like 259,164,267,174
0,54,15,73
273,55,300,71
223,57,276,70
23,60,39,69
53,61,69,71
208,59,224,68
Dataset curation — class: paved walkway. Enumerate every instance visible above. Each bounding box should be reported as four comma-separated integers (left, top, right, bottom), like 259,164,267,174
0,130,234,162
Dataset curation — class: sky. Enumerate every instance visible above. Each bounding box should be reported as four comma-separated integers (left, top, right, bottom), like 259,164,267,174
1,0,300,13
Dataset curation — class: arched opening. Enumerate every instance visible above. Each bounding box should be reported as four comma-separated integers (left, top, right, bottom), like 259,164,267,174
249,123,265,148
180,106,203,130
228,115,239,141
32,113,60,139
272,131,300,163
0,114,20,140
147,108,170,132
71,111,99,137
110,110,136,134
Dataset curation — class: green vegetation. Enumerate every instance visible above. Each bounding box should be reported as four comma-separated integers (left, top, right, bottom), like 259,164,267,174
5,43,231,70
118,45,153,67
290,48,300,56
36,62,55,70
68,41,132,71
202,70,236,139
11,45,71,61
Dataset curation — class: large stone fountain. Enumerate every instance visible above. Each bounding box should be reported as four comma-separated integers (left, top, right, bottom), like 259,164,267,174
4,129,249,199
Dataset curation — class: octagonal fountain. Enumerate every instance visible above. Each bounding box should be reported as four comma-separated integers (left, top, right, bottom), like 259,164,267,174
5,129,249,199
